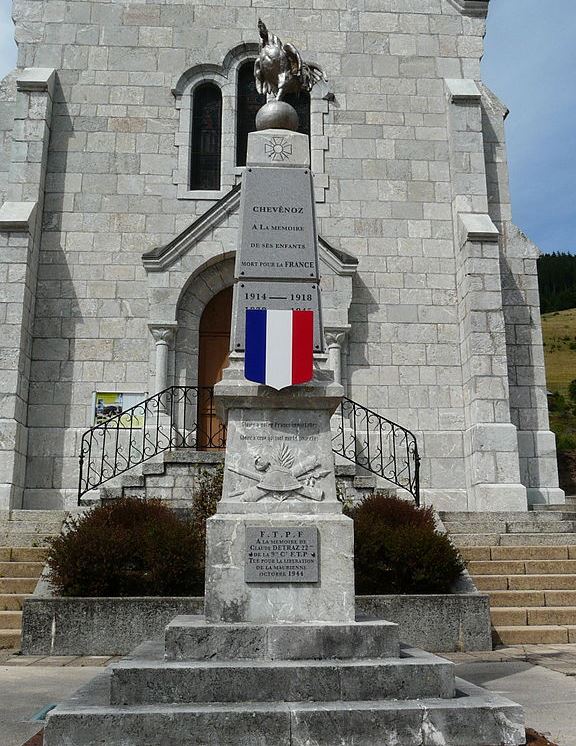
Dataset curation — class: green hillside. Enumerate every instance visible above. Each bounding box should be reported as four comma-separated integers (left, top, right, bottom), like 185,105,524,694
541,308,576,397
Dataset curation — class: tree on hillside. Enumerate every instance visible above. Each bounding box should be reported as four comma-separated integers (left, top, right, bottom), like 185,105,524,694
538,252,576,313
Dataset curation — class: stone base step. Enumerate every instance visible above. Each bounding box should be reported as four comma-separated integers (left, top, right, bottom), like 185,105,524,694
165,616,400,661
0,610,22,629
110,642,454,706
0,629,20,648
44,670,524,746
491,606,576,626
493,624,576,645
475,573,576,591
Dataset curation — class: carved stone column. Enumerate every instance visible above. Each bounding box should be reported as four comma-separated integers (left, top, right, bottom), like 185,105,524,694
325,328,349,388
148,324,177,394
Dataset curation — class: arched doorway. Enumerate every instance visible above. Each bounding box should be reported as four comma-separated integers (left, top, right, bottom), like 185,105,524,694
197,286,232,448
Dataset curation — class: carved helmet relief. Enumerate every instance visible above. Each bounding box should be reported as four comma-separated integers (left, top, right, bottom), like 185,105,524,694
228,443,330,503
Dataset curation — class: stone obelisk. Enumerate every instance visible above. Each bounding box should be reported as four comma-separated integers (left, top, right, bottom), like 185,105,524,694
204,43,354,624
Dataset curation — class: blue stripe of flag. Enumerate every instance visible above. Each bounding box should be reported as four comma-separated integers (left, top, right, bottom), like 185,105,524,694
245,309,267,384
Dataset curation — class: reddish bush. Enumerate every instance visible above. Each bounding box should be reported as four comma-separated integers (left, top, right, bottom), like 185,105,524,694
345,494,464,595
47,498,204,597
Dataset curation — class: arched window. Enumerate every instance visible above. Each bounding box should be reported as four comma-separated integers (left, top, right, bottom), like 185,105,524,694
283,90,311,139
236,60,266,167
190,83,222,191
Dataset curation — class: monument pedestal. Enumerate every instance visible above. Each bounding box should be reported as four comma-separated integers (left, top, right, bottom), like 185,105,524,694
205,513,354,623
205,354,355,623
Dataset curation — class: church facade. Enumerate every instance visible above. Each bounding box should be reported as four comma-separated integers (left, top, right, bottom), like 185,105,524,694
0,0,564,512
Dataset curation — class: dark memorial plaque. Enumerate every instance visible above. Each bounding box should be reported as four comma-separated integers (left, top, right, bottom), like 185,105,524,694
233,280,322,352
245,526,319,583
236,167,320,281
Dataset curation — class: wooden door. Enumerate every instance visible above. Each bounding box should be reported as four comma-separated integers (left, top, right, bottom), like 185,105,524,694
197,287,232,449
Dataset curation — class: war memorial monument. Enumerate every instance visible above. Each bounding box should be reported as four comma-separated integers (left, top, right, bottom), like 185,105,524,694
36,22,526,745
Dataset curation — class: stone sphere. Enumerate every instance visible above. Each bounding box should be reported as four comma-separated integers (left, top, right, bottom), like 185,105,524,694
255,101,299,132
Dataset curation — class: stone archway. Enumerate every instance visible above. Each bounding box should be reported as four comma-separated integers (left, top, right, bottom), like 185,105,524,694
174,256,235,388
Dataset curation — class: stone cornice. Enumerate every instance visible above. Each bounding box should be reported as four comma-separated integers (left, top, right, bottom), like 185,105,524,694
16,68,56,96
458,213,499,247
447,0,490,17
0,201,37,232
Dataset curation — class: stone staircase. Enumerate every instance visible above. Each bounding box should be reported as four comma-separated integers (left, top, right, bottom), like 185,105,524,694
0,510,67,649
44,615,524,745
86,450,391,508
442,501,576,645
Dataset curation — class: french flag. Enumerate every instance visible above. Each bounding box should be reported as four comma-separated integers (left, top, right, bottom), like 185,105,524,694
245,309,313,390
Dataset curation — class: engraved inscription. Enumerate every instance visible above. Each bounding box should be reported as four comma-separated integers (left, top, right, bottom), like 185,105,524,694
233,279,322,351
235,168,319,280
245,527,319,583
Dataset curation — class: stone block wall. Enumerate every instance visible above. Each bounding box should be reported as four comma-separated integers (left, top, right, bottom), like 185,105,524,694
0,0,561,510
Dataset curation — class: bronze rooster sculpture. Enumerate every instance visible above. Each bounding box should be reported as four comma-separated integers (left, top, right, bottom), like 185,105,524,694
254,19,326,101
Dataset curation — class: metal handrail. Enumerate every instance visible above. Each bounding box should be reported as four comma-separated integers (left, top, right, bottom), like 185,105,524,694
331,396,420,505
77,386,226,502
78,387,420,505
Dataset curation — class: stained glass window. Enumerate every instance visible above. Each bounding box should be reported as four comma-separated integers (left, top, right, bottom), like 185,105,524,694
190,83,222,190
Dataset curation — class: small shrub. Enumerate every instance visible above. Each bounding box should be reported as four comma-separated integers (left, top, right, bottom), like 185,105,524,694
191,463,223,545
346,494,464,595
47,498,204,597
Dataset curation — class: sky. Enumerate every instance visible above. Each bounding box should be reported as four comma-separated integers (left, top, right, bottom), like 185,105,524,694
0,0,574,254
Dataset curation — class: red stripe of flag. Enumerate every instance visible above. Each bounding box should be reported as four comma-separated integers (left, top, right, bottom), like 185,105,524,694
291,310,313,384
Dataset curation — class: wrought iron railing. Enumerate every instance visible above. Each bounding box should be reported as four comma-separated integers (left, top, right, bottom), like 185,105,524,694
77,386,226,501
331,397,420,505
78,387,420,505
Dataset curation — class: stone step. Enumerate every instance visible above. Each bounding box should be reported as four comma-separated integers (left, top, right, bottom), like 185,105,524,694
44,670,524,746
474,575,509,591
0,561,45,578
452,533,576,547
474,574,576,591
10,510,68,521
468,559,576,575
493,625,575,645
532,502,576,511
459,545,574,561
110,642,454,705
489,589,576,607
165,616,400,662
506,521,576,533
141,462,166,476
528,607,576,626
0,629,20,649
490,608,528,626
491,607,576,627
1,547,49,562
164,450,224,465
0,523,63,536
0,593,29,610
0,578,37,594
0,610,22,629
0,533,58,547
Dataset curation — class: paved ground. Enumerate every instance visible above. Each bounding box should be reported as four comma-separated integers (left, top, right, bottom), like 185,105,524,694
2,645,576,745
